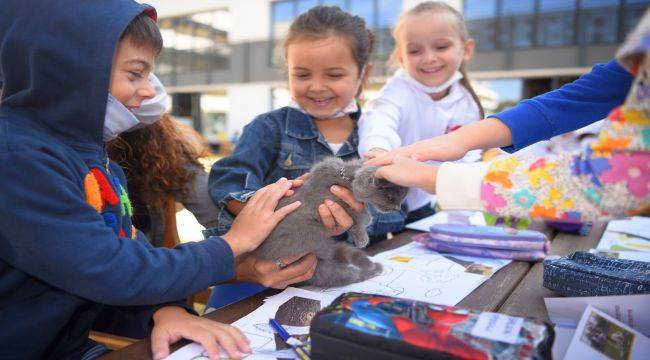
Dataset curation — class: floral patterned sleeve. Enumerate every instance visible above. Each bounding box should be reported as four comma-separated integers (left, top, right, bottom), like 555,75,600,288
480,62,650,222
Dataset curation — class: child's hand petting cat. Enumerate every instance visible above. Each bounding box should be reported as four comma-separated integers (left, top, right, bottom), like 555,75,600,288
375,156,438,194
222,178,301,256
366,136,469,166
290,173,364,236
362,147,388,159
319,185,365,236
234,252,317,288
151,306,250,360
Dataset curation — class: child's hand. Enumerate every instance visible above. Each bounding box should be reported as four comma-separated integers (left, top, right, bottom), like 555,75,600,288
234,252,317,288
151,306,250,360
366,136,469,166
222,178,301,256
319,185,365,236
363,147,389,159
375,156,438,193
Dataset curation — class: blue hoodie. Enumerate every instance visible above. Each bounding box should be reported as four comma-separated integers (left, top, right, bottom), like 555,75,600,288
0,1,235,358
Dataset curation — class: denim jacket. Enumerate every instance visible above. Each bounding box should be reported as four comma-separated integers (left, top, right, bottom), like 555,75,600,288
207,106,407,239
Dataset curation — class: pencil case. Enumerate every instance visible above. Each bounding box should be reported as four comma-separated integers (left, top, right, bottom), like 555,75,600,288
310,292,554,360
543,251,650,296
413,224,550,261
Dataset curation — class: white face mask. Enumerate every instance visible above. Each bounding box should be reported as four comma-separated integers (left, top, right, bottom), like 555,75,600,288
103,94,139,141
128,73,168,130
399,69,463,94
102,73,168,141
289,66,366,120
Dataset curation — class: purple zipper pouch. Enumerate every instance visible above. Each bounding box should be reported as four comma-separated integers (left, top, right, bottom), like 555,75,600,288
412,224,551,261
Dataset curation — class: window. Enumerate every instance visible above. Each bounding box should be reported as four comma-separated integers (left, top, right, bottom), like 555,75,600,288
500,0,535,49
270,0,402,66
157,9,231,77
580,0,619,44
464,0,498,51
537,0,576,47
623,0,650,36
349,0,375,27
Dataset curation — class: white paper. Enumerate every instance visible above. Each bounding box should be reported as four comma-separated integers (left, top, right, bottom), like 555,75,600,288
564,305,650,360
303,242,510,305
544,294,650,336
405,210,486,231
552,326,576,360
606,217,650,240
597,218,650,252
168,287,336,359
470,312,524,344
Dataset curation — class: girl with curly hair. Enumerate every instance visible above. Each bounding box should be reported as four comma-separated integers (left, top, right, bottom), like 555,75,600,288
108,113,217,248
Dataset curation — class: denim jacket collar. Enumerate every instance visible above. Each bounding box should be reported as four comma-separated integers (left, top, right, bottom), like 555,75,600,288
284,107,360,156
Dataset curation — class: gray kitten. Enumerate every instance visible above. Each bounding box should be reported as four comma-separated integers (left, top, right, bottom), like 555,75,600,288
251,157,408,287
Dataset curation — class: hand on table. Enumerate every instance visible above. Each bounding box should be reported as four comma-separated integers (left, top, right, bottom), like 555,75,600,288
151,306,250,360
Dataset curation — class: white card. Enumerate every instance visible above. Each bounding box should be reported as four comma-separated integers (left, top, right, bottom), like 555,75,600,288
470,312,524,344
564,305,650,360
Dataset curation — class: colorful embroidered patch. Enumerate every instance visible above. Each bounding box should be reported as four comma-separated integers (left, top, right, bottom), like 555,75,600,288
84,172,103,212
90,168,119,206
102,212,119,234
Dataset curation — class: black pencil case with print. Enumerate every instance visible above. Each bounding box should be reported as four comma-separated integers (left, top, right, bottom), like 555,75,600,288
309,292,554,360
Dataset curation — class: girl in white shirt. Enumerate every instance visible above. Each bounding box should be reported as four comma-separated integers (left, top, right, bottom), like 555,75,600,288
359,1,484,222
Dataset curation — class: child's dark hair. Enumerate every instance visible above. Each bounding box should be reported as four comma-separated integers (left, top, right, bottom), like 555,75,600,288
284,6,375,76
394,2,485,118
120,12,163,55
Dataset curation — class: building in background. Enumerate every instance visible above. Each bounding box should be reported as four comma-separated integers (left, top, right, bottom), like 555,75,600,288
145,0,648,148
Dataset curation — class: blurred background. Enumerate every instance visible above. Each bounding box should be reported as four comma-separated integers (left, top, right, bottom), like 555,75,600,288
145,0,649,154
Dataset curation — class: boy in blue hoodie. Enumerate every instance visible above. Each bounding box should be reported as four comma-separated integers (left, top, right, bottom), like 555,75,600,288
0,1,304,359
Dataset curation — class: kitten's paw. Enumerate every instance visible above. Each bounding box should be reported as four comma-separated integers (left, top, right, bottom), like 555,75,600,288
353,233,369,248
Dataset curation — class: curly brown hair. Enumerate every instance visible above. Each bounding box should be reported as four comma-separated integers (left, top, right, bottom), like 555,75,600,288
107,114,207,210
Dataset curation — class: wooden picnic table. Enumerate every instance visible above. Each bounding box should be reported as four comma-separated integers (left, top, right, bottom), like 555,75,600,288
102,222,607,359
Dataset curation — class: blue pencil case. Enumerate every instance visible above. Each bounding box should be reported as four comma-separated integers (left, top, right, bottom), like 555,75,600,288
543,251,650,296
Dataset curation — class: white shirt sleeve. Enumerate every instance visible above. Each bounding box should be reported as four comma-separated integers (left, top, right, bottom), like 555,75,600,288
358,82,405,156
436,161,491,211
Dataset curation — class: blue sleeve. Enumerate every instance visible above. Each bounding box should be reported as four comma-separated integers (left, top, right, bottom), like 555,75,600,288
492,59,633,152
0,149,235,306
92,301,196,339
365,203,408,237
208,116,280,233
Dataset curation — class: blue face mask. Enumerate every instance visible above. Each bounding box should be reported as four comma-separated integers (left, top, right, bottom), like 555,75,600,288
102,73,167,141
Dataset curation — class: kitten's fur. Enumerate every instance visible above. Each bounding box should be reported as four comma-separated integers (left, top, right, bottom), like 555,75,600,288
252,158,408,287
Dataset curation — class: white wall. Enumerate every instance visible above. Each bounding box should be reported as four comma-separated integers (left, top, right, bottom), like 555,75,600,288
143,0,271,43
226,83,272,135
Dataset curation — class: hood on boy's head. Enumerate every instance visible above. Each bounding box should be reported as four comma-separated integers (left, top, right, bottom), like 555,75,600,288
0,0,156,147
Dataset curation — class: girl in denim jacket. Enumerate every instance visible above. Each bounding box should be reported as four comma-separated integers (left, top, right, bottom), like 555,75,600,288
209,6,407,251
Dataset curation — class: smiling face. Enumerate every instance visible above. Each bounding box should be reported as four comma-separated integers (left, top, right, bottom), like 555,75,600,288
395,12,473,88
109,36,156,111
286,36,361,119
